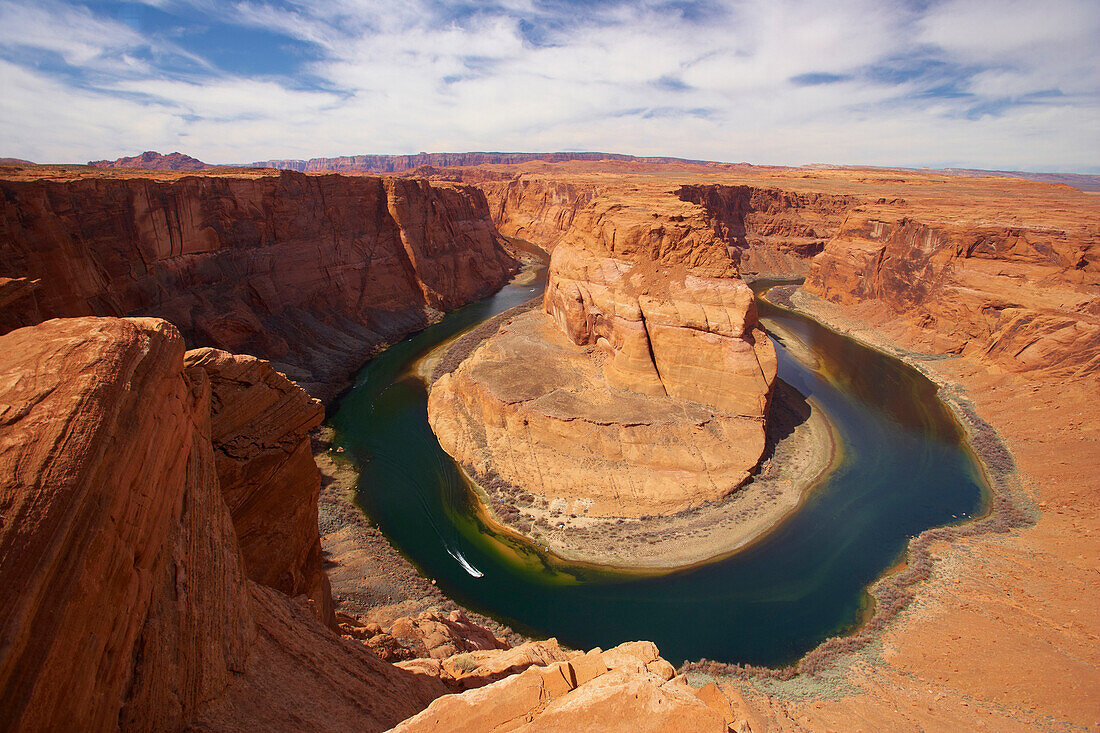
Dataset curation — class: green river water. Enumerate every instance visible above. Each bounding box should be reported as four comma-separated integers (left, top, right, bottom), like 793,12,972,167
329,271,987,667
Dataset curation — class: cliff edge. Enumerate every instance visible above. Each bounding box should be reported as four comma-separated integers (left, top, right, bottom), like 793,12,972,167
0,168,519,401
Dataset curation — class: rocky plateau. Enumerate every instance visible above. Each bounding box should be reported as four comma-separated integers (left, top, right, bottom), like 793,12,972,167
0,157,1097,731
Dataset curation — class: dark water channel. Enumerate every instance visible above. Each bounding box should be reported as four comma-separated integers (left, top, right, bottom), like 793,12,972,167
329,274,987,667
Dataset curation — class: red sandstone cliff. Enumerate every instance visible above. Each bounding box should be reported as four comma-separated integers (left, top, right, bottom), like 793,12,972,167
804,208,1100,376
0,169,518,400
186,347,333,625
0,317,252,730
0,317,451,731
675,184,854,276
479,175,602,250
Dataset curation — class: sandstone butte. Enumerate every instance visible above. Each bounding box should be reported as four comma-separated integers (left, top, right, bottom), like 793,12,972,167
0,158,1098,731
430,177,780,518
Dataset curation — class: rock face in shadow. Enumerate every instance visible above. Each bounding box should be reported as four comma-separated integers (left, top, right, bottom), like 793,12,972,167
804,209,1100,376
0,317,452,732
185,347,333,626
0,170,518,400
675,183,855,276
429,189,777,518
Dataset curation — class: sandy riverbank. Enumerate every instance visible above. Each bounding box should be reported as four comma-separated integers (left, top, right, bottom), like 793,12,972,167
313,427,528,644
311,263,549,638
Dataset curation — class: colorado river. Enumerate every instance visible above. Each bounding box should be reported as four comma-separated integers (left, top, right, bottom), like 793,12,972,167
329,272,987,667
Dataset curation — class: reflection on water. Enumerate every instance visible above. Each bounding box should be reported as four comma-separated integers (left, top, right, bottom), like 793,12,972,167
330,273,986,667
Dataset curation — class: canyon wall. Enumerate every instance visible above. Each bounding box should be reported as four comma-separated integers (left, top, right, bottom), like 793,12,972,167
0,170,518,400
455,170,853,277
676,184,854,276
479,176,601,250
805,210,1100,376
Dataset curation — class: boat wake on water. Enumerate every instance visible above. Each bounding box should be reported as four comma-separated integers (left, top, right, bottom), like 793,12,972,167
447,547,484,577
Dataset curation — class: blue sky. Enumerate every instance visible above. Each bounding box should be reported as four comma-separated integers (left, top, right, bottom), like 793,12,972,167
1,0,1097,171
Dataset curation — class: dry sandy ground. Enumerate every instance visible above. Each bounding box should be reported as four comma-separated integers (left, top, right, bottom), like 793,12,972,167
721,290,1100,732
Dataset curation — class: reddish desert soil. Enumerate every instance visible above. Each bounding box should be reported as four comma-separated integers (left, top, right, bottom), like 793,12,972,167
725,290,1100,732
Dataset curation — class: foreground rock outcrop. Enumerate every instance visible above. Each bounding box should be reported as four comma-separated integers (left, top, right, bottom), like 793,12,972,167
393,641,762,732
186,347,333,625
0,317,455,731
0,317,253,730
0,167,518,400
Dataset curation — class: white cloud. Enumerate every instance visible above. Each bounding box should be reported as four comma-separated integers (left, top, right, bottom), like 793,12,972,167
0,0,1097,171
0,1,146,69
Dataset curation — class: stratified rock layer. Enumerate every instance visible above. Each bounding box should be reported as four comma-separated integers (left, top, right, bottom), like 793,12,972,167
0,317,456,732
544,243,775,414
0,169,518,399
432,310,772,517
675,183,854,276
805,209,1100,376
430,187,777,518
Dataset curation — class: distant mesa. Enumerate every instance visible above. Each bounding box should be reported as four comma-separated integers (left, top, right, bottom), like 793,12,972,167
88,151,211,171
84,150,726,175
247,151,721,173
83,150,1100,192
801,162,1100,193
